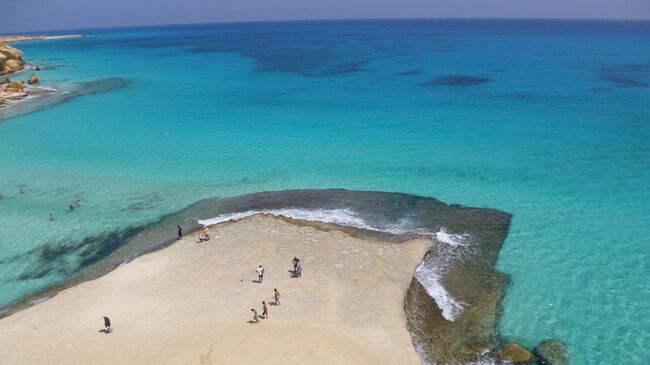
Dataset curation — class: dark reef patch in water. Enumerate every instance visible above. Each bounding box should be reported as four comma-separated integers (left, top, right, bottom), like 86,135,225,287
0,77,131,122
121,193,163,212
598,64,650,88
420,74,492,87
186,35,374,77
0,189,535,365
588,87,610,93
10,227,141,282
396,69,423,76
504,93,535,100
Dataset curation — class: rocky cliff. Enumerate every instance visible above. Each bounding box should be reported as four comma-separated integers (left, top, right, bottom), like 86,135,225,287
0,43,26,75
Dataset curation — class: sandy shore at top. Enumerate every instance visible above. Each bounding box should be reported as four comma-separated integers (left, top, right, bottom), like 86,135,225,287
0,214,432,365
0,34,84,43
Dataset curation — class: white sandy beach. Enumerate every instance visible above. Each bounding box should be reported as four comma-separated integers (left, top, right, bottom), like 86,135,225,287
0,215,432,365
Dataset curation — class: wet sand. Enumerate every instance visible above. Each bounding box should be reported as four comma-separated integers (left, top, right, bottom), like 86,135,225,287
0,214,431,365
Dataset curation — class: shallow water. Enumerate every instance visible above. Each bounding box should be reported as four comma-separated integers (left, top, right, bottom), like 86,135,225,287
1,20,649,364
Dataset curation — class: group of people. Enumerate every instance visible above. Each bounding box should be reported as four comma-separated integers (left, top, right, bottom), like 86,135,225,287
250,257,303,323
251,288,281,323
176,225,210,242
100,227,306,331
0,187,79,221
68,198,82,211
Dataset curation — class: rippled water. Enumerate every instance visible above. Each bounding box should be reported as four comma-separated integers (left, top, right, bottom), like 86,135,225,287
1,20,649,364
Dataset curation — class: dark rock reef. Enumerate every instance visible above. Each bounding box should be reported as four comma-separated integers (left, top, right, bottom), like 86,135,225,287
535,340,570,365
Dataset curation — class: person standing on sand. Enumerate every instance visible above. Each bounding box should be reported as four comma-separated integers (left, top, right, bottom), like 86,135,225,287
177,225,182,240
292,257,299,272
296,260,302,277
251,308,259,323
262,301,269,318
103,316,112,333
203,226,210,241
256,265,264,283
274,288,281,305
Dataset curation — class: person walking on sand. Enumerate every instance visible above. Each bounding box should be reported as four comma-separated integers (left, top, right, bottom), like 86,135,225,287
256,265,264,283
103,316,112,333
292,257,299,272
295,259,302,277
262,301,269,319
274,288,281,305
251,308,259,323
203,226,210,241
177,225,182,240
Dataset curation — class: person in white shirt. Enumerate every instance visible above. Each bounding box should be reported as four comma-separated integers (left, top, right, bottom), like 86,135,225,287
256,265,264,283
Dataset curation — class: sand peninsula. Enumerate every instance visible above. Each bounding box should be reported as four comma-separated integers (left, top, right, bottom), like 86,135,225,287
0,215,430,364
0,190,564,364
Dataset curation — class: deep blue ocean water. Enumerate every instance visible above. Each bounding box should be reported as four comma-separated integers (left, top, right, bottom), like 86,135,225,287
1,20,649,364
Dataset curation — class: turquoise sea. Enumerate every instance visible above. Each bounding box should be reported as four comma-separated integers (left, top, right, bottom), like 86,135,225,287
0,20,649,364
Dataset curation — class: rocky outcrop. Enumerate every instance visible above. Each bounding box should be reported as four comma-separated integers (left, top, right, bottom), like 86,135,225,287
535,340,569,365
28,74,38,84
0,42,26,75
4,81,24,92
0,80,27,107
499,343,533,364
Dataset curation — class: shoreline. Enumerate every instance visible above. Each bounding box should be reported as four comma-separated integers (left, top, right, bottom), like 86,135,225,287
0,189,547,364
1,34,84,110
0,214,432,364
0,34,85,43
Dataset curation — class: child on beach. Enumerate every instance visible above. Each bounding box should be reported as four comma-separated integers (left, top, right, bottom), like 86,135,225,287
262,301,268,318
251,308,259,323
274,288,281,305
